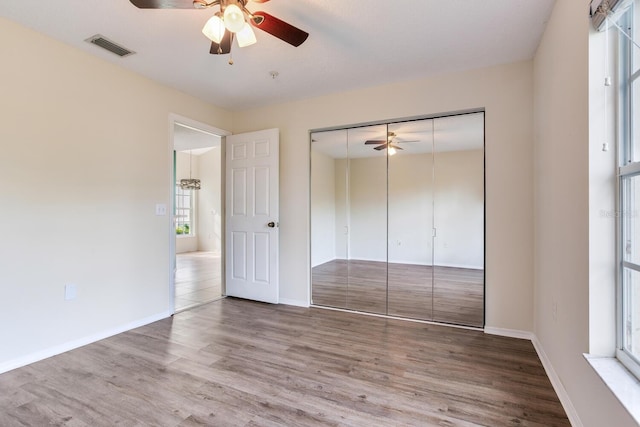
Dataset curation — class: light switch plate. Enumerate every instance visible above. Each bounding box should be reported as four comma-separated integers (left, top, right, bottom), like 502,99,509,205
65,284,77,301
155,203,167,216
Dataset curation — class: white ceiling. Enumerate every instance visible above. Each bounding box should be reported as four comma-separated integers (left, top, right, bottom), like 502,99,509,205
174,123,221,154
0,0,555,111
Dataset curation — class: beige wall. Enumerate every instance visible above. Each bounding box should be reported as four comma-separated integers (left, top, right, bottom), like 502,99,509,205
0,17,232,370
233,60,534,331
533,1,635,426
197,147,223,254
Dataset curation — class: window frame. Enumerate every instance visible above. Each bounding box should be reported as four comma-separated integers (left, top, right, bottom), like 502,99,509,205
617,5,640,380
175,183,194,237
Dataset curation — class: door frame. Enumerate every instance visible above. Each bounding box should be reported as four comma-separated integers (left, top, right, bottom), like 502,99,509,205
168,113,231,314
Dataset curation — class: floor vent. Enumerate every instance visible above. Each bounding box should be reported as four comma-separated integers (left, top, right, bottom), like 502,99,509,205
85,35,135,57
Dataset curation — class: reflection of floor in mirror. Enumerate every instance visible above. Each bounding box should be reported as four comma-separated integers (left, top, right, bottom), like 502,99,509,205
175,251,222,312
311,259,484,327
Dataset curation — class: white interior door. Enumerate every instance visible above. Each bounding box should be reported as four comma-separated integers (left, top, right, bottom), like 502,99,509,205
225,128,279,303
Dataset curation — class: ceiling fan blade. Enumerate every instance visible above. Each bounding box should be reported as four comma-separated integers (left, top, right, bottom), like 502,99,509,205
129,0,198,8
250,11,309,47
389,144,404,150
374,145,387,151
396,140,420,143
209,30,232,55
365,140,386,145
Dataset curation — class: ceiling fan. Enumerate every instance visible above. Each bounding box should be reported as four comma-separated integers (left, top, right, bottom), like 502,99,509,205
129,0,309,61
365,132,419,154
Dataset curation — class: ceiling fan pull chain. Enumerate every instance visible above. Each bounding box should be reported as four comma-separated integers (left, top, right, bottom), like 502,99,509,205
228,33,235,65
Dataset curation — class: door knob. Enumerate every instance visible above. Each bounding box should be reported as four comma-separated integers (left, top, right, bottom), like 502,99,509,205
267,221,276,228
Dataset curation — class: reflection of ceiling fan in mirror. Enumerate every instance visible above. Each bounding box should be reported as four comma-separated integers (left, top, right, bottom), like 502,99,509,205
364,132,419,154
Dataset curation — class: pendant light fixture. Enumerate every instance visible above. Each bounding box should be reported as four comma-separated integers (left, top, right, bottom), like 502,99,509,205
180,150,201,190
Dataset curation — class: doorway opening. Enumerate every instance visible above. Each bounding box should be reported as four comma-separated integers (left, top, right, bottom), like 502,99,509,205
170,117,229,312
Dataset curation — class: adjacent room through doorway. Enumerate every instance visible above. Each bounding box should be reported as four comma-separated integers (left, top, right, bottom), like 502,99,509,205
173,123,223,312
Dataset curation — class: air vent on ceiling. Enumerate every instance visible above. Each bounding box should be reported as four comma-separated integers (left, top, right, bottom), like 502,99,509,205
85,35,135,57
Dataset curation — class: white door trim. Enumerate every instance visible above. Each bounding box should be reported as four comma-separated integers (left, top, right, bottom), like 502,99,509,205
168,114,231,314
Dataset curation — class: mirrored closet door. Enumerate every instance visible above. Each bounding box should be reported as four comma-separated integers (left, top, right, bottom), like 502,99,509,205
310,112,484,327
386,119,435,321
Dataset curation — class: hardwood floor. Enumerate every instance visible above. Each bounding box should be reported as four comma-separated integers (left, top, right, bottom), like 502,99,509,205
175,251,222,312
312,260,484,327
0,298,568,426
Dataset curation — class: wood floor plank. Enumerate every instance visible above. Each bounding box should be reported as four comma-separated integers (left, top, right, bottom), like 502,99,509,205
175,252,222,312
0,298,568,426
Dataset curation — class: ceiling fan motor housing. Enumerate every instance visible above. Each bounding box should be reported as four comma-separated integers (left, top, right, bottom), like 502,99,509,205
220,0,245,12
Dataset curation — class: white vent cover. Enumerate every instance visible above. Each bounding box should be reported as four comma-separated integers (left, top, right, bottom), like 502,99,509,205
85,34,135,57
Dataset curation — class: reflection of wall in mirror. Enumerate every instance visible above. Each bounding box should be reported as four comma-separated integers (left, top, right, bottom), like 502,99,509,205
347,155,388,263
388,153,434,266
310,150,336,267
392,149,484,268
432,149,484,269
311,149,484,270
335,159,348,261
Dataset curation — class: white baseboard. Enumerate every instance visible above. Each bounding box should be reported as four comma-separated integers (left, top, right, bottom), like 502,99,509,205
279,298,310,308
531,335,583,427
315,258,483,270
0,310,172,375
484,326,534,340
484,326,582,427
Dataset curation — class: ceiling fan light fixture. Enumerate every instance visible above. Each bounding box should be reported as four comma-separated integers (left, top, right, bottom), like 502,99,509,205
202,14,225,43
223,4,246,33
388,146,397,156
236,22,257,47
